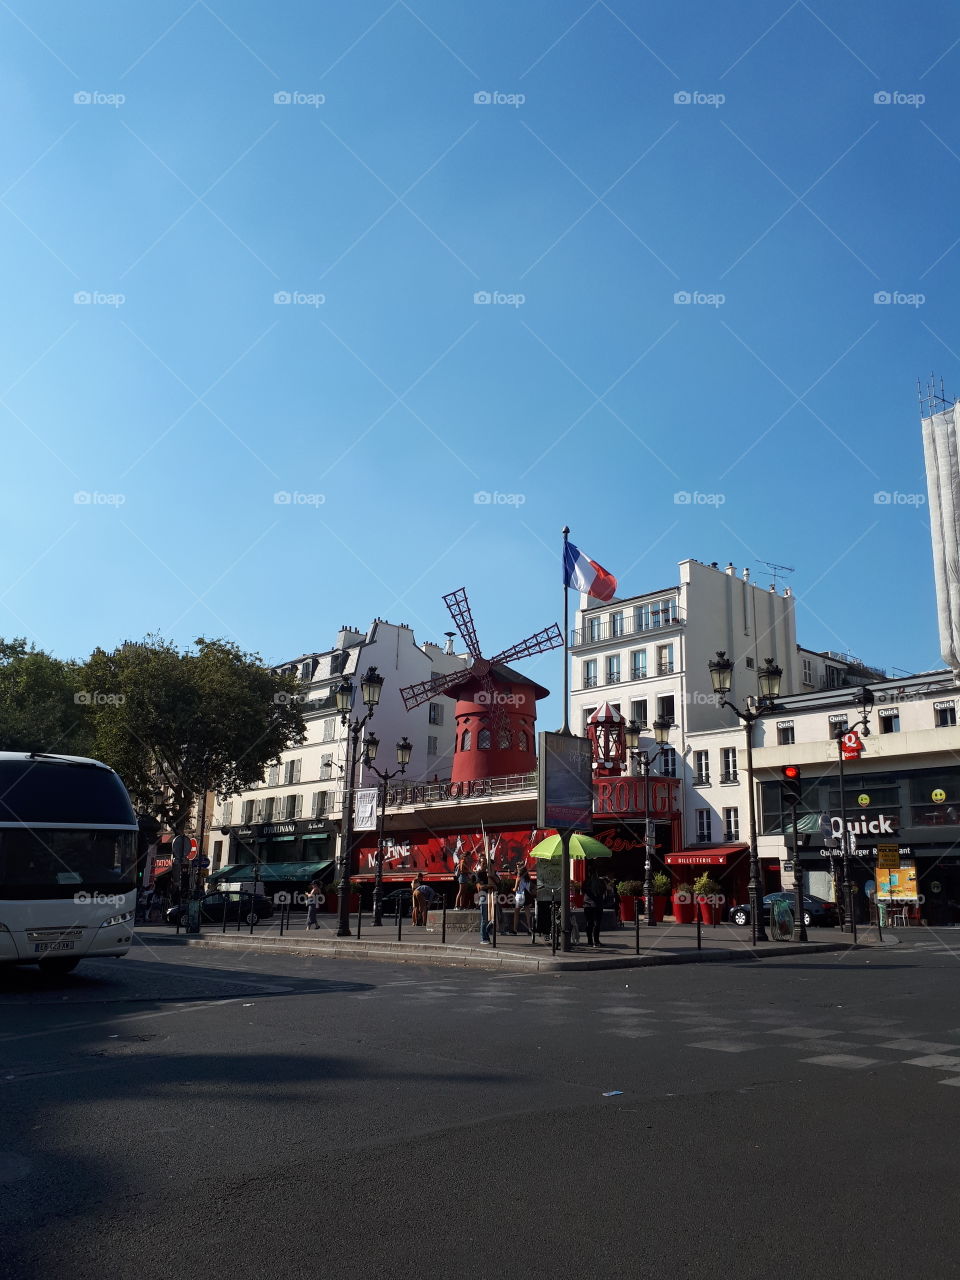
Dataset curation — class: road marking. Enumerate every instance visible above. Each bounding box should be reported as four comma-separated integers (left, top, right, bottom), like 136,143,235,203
767,1027,843,1038
903,1054,960,1068
801,1054,880,1069
878,1040,960,1053
689,1040,765,1053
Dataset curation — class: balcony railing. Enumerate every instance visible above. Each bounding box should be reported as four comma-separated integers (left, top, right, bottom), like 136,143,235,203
572,611,684,647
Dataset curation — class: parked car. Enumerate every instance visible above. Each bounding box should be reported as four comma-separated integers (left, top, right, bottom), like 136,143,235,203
379,888,413,918
165,891,275,927
728,892,838,928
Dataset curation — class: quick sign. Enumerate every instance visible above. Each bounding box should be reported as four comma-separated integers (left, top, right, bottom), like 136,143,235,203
830,814,898,837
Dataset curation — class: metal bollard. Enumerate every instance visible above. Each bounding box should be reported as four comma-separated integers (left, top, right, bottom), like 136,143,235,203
635,900,640,955
441,894,447,945
237,894,242,932
551,891,558,956
356,899,362,940
696,908,702,951
222,901,227,934
397,898,402,942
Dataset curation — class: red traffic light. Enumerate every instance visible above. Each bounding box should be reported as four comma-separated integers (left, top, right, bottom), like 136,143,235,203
782,765,801,779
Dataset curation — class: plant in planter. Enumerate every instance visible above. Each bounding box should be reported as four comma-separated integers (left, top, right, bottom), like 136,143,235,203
651,871,671,922
671,881,696,923
693,874,723,924
616,880,645,922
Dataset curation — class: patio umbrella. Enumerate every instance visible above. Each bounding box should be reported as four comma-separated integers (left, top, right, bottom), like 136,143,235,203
530,833,613,861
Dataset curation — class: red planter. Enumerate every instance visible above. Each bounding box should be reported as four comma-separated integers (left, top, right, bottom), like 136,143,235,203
324,892,360,913
619,897,637,923
697,897,722,925
653,895,669,923
672,892,696,924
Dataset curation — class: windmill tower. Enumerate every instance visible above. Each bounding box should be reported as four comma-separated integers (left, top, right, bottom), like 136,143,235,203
400,588,562,786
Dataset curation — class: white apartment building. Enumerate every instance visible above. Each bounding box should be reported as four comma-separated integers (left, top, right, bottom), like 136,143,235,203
569,557,885,870
204,619,468,881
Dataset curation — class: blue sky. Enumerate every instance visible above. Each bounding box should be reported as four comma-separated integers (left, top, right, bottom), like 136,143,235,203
2,0,958,721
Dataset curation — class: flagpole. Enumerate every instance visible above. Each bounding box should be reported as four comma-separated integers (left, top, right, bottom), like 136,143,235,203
561,526,571,736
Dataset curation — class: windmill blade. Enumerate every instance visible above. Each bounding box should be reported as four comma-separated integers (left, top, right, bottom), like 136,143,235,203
443,587,483,659
478,670,511,740
490,623,563,666
400,667,467,711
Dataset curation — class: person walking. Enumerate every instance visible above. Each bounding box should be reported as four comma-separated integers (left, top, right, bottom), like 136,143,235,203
475,862,494,944
512,866,534,935
583,866,606,948
305,881,323,930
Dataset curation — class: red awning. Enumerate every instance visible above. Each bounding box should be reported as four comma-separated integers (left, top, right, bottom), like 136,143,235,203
665,844,749,867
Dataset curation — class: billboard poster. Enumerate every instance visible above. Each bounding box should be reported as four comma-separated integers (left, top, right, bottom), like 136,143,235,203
537,732,594,831
353,789,378,831
877,860,918,900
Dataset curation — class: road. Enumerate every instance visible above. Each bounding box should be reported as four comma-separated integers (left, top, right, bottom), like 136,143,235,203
2,931,959,1280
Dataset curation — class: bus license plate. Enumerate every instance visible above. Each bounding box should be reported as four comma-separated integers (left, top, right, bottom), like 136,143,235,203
34,941,75,953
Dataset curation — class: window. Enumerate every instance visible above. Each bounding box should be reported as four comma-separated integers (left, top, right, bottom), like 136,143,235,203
312,791,327,817
254,799,265,821
656,643,674,675
723,807,740,840
777,723,795,746
518,731,528,752
268,764,279,787
695,809,711,842
660,747,677,778
610,611,624,637
879,709,900,734
461,729,472,751
283,794,301,820
606,654,621,684
478,728,491,750
583,659,598,689
694,750,710,784
588,616,602,642
497,729,511,750
212,839,224,870
427,735,438,756
936,702,957,728
222,800,233,826
262,797,275,821
320,754,333,779
322,718,335,743
657,694,675,724
300,660,313,682
651,599,675,628
428,703,444,725
825,666,843,689
241,799,254,824
634,604,650,632
283,759,302,785
721,746,738,782
630,650,647,680
582,708,597,734
630,698,648,728
801,658,814,685
828,715,848,737
745,656,755,669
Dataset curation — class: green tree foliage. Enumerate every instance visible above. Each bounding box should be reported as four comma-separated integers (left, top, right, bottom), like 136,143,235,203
0,638,93,755
81,637,306,827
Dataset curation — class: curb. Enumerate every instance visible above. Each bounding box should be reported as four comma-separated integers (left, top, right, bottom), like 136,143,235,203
162,932,870,973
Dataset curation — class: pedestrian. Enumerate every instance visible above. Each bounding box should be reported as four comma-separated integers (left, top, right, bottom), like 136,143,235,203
411,872,434,925
304,880,322,930
475,862,494,944
583,865,606,948
512,866,534,935
455,851,472,909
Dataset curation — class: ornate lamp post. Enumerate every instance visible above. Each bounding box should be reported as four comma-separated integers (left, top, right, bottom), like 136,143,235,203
708,651,782,945
833,685,874,942
624,715,672,926
334,666,384,938
363,733,413,926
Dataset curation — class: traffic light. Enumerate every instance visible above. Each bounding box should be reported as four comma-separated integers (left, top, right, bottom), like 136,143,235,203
781,765,802,806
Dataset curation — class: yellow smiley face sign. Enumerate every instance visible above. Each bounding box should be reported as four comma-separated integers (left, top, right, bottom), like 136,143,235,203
857,794,870,808
932,788,947,804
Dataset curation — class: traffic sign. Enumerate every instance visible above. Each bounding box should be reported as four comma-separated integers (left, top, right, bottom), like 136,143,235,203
171,835,190,861
186,837,199,862
877,844,900,870
198,856,210,869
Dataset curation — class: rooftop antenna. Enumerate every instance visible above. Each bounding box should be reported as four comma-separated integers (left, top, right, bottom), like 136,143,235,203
758,560,795,591
918,372,953,419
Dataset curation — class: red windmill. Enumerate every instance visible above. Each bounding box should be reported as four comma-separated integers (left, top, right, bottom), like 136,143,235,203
400,588,563,785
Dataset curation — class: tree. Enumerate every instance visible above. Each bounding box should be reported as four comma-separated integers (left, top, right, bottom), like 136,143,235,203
0,638,93,755
81,636,306,829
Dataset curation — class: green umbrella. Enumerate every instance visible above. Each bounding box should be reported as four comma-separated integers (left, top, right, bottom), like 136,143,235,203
531,833,613,861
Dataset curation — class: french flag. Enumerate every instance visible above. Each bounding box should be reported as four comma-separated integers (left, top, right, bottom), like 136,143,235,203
563,541,617,602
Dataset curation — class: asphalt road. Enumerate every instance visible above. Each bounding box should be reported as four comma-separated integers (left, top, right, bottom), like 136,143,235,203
2,931,960,1280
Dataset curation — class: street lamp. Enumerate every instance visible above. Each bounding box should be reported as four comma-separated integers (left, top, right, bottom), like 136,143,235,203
625,715,672,926
832,685,874,943
335,666,384,938
364,734,413,925
708,651,782,945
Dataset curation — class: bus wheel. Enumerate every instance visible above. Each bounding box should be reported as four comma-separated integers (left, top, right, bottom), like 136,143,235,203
39,959,79,976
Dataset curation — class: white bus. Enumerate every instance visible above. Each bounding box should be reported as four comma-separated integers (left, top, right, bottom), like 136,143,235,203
0,751,139,975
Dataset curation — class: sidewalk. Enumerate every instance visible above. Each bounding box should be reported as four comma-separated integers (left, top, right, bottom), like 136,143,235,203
135,915,892,973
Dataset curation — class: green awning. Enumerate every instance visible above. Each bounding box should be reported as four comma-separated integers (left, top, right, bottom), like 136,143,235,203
208,860,333,882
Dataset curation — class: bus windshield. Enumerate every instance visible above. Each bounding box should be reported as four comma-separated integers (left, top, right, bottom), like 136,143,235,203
0,758,137,825
0,828,138,899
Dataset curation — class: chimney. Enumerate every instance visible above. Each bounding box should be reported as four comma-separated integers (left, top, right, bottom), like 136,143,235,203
743,567,750,582
444,631,456,655
725,563,735,575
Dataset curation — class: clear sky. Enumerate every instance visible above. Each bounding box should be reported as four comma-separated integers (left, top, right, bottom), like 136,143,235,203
2,0,957,722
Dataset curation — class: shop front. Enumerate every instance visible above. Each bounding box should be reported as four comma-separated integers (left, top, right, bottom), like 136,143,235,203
664,844,755,915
